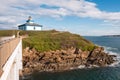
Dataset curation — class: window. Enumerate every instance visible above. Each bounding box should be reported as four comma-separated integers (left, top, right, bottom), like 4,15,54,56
34,26,36,30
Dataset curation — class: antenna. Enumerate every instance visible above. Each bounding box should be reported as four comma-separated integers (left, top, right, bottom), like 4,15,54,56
28,16,32,20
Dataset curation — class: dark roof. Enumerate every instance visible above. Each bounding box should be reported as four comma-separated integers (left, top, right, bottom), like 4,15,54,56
18,23,42,27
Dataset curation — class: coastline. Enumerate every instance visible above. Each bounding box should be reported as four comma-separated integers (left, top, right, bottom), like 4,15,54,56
21,46,117,76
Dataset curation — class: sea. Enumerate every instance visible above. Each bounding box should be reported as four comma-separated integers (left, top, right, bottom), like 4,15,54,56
23,36,120,80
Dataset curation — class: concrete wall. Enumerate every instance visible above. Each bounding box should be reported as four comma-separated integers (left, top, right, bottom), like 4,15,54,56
0,39,22,80
35,26,42,30
26,26,41,30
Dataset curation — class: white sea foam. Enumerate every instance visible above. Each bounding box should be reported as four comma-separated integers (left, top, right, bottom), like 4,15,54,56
105,46,118,50
109,53,120,67
76,45,120,69
99,46,118,55
70,65,86,70
94,45,120,67
101,46,120,67
78,65,85,69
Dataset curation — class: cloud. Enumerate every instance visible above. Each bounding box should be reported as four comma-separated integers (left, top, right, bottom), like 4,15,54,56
0,0,120,30
79,28,120,36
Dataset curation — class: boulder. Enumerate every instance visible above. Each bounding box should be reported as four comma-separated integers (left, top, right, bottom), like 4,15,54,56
74,48,79,54
81,51,90,59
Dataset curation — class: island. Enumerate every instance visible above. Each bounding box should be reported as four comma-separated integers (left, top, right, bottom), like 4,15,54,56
19,30,117,76
0,30,116,77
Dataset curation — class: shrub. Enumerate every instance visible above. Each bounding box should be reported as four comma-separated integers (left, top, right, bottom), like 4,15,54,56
20,30,95,52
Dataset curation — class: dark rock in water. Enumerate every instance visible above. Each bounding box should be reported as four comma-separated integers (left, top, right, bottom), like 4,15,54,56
86,47,116,66
74,48,79,54
22,47,117,76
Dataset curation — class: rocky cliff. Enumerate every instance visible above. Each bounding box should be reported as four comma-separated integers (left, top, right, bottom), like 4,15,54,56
22,47,116,75
19,30,117,76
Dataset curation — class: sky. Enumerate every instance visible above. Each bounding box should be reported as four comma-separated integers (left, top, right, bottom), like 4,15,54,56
0,0,120,36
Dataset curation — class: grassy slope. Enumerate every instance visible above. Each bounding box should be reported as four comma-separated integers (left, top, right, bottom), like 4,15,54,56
20,30,95,52
0,30,18,37
0,30,95,52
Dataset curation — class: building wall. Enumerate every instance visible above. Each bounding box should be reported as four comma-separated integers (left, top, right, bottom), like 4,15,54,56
26,26,41,30
26,26,34,30
18,26,26,30
35,26,42,30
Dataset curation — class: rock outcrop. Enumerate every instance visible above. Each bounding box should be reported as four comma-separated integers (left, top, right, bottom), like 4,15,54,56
22,47,116,75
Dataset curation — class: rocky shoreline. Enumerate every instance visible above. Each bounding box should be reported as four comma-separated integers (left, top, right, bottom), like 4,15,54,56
22,46,116,76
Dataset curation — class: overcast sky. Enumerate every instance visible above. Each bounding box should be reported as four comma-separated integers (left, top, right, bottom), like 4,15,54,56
0,0,120,36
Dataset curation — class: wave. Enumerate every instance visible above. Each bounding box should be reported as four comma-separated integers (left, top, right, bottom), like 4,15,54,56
101,46,120,67
105,46,118,50
72,45,120,69
78,65,86,69
77,46,120,68
97,45,118,54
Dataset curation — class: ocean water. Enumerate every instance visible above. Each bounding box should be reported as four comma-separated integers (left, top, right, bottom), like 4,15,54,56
23,36,120,80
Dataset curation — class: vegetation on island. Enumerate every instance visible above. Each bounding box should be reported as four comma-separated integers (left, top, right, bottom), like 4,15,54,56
0,30,95,51
0,30,18,37
20,30,95,52
0,30,116,75
21,30,116,74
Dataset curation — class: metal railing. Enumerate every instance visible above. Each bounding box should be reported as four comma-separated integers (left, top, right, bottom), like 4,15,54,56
0,38,20,76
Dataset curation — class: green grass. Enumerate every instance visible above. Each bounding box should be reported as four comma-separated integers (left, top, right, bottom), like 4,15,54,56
0,30,18,37
0,30,95,51
20,30,95,52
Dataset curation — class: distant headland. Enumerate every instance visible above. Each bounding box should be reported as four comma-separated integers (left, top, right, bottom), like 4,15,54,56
102,35,120,37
